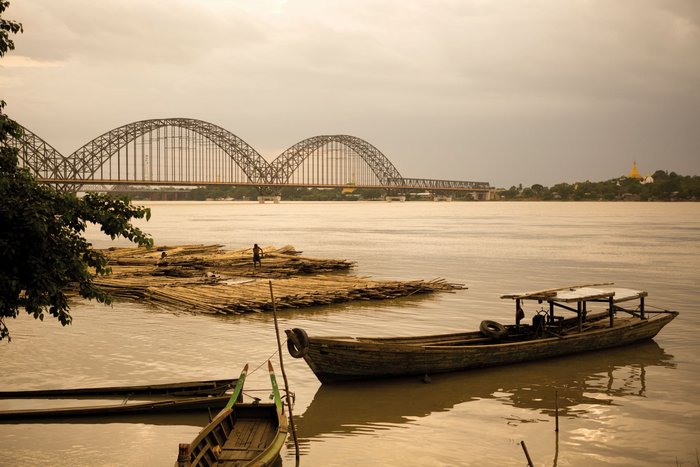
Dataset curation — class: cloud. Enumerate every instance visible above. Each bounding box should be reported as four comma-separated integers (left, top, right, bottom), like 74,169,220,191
3,0,699,186
0,55,63,68
12,0,267,64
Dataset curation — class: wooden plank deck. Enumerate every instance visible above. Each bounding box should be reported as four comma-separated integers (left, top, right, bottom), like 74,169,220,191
217,417,277,465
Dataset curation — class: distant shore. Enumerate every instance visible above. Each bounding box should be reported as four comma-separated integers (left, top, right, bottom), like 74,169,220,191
110,169,699,202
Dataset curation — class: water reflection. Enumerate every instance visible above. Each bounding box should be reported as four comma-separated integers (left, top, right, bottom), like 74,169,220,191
294,341,674,443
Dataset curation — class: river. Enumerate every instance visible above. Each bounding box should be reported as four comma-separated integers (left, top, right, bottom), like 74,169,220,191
1,201,698,466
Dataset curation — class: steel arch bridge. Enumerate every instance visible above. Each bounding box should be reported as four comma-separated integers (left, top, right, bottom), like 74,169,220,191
6,118,492,198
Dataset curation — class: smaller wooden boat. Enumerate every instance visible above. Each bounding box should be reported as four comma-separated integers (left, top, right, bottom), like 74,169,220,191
176,362,289,467
0,395,232,422
285,284,679,383
0,378,237,399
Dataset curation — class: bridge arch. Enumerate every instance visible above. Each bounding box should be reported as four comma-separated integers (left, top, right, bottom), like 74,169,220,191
7,122,73,180
68,118,270,184
269,135,403,186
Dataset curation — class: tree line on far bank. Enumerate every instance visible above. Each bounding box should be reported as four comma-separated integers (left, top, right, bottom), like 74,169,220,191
187,185,388,201
122,185,487,201
122,170,700,202
500,170,700,201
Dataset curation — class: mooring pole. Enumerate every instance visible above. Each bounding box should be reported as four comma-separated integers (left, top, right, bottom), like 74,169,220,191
520,440,534,467
555,390,559,432
269,280,300,466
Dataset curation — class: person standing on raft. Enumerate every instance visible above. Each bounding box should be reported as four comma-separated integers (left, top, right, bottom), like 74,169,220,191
253,244,262,268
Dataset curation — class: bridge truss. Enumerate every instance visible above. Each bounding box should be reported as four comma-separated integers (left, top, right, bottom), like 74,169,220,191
269,135,403,187
68,118,269,184
8,124,71,179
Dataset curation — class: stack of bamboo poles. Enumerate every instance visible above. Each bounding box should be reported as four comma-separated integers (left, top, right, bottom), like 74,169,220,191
101,244,353,279
145,276,461,315
91,245,464,315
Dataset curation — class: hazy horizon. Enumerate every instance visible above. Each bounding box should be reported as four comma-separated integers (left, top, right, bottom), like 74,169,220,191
2,0,699,188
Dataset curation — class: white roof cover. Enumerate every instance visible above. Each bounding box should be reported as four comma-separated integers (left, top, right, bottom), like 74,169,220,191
502,285,647,303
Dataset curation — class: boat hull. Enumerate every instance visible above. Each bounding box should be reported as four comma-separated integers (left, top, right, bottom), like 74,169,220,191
0,378,237,398
0,395,232,422
182,404,288,467
297,312,678,383
178,363,288,467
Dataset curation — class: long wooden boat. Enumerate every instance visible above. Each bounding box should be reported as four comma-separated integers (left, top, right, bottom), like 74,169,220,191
293,340,673,439
0,411,212,427
0,378,237,398
0,395,232,422
176,362,289,467
285,284,678,383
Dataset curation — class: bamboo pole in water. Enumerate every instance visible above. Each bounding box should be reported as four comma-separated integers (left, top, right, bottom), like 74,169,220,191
269,280,300,466
555,390,559,432
520,440,534,467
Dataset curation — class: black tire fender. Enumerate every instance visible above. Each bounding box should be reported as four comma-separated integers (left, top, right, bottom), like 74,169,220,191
286,328,309,358
480,320,508,340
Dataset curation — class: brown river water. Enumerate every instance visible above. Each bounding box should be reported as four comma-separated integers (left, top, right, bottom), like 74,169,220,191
1,201,699,466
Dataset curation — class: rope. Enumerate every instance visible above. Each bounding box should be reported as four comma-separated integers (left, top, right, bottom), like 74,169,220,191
247,345,283,376
645,304,673,312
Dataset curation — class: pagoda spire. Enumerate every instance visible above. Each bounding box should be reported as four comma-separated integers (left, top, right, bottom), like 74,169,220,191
628,161,641,179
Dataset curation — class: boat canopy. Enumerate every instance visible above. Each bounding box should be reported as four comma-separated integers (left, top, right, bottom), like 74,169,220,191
560,287,647,304
501,284,649,330
501,284,647,304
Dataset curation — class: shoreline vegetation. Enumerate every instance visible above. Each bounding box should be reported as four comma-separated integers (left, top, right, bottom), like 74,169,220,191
113,170,699,202
500,170,699,202
93,244,464,314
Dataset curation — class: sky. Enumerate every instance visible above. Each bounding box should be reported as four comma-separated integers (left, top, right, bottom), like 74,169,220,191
2,0,699,188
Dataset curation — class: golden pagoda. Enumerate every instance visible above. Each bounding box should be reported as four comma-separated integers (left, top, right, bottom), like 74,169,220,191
628,161,642,179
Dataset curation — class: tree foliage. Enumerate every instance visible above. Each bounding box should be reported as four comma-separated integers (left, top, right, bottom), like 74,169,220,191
500,172,700,202
0,1,22,58
187,185,387,201
0,1,153,341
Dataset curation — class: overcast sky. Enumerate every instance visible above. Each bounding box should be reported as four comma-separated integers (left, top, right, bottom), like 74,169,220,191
2,0,699,187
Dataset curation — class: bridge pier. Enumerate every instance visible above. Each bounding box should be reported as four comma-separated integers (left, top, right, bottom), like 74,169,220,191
257,195,281,204
433,195,452,202
148,191,184,201
385,195,406,202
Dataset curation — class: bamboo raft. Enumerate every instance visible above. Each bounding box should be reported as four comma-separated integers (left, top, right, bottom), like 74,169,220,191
89,245,464,315
102,244,351,279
